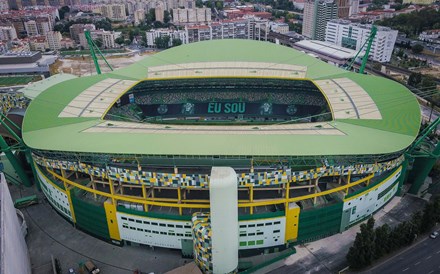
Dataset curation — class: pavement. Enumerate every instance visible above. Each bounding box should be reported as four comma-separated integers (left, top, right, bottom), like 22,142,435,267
13,184,188,274
261,194,427,274
6,179,430,274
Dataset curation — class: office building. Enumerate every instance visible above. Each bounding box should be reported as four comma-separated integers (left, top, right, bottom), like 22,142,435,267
325,19,398,62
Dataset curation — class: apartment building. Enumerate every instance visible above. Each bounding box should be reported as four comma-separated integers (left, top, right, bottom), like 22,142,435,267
173,8,211,24
302,0,338,40
45,30,62,50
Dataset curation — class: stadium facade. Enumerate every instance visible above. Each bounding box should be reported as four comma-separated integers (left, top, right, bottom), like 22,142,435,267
22,40,420,272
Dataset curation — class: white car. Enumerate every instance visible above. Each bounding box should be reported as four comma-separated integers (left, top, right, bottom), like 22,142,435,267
430,231,439,239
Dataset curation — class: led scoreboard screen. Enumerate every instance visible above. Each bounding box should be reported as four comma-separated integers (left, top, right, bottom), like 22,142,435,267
138,101,311,117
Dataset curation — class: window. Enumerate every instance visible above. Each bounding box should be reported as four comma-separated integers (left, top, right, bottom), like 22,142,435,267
167,224,175,228
240,233,246,237
143,221,150,225
184,225,191,229
248,224,255,228
159,223,166,227
137,228,143,231
123,225,128,228
240,241,247,247
257,232,263,235
151,222,158,226
121,217,127,220
153,231,159,234
146,229,151,233
130,227,136,230
176,225,183,228
274,221,281,225
265,222,272,226
177,233,183,236
239,225,246,228
248,233,255,236
128,218,134,222
273,230,280,233
160,232,166,235
136,220,142,223
257,223,264,227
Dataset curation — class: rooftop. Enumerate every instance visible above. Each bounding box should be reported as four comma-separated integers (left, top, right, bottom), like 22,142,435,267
294,40,358,60
22,40,420,157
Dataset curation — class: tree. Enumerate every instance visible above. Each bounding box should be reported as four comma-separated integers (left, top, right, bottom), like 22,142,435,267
146,9,156,24
215,1,224,10
155,36,170,49
374,224,391,259
115,37,125,45
164,10,171,24
95,18,112,31
196,0,203,7
412,44,424,54
94,38,103,48
172,38,182,47
420,76,436,90
395,48,404,58
288,22,302,34
59,6,70,20
407,72,422,87
346,218,375,269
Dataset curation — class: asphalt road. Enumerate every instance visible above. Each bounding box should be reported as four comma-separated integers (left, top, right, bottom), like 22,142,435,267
367,235,440,274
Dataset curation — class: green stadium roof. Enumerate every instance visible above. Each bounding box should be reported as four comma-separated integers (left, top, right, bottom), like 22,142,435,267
22,40,421,157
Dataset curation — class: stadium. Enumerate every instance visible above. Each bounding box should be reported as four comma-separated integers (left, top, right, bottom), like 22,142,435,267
21,39,420,272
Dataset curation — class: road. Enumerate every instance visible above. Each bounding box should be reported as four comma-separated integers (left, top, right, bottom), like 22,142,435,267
366,236,440,274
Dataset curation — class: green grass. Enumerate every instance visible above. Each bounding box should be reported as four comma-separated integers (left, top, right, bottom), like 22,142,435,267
60,49,127,56
0,76,41,86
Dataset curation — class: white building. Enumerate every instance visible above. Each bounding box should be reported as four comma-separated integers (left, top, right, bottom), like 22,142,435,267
29,36,48,51
173,8,212,24
185,17,269,43
60,38,75,49
0,0,9,11
271,23,289,34
79,29,122,49
0,26,17,41
24,20,39,36
325,19,398,62
155,3,165,23
46,31,62,51
146,28,188,47
134,9,145,26
93,4,127,21
349,0,359,16
419,29,440,43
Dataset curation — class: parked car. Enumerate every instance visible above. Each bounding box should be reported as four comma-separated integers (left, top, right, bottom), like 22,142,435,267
430,231,439,239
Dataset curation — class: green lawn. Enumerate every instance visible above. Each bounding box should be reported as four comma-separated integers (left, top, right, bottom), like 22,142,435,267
0,76,41,86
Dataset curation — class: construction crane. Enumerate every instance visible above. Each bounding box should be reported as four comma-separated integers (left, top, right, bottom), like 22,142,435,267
345,25,377,74
84,30,114,74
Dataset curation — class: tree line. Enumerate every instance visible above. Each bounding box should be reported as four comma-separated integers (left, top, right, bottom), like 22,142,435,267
377,8,440,37
347,198,440,269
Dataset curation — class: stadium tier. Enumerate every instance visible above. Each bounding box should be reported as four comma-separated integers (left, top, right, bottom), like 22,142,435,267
22,40,420,269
